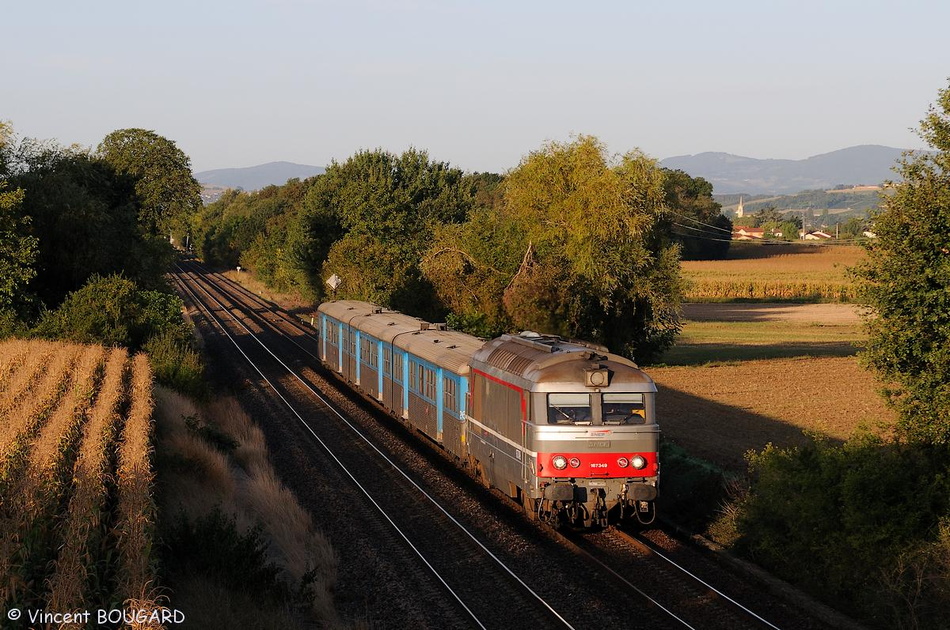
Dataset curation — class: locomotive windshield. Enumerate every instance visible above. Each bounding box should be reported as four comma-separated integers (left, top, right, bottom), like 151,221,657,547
547,393,592,425
602,393,646,425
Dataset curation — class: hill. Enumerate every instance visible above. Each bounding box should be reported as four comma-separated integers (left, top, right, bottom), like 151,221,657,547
715,187,884,219
194,161,325,191
661,145,910,195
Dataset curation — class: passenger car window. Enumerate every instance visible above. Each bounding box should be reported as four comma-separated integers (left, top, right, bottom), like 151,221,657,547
602,393,646,425
548,393,592,425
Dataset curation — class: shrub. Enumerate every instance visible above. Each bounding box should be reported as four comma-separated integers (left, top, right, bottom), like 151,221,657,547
36,274,187,350
735,435,950,624
143,331,206,398
161,508,287,601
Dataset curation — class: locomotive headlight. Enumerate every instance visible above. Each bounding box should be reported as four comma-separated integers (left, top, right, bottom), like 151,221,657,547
631,455,647,470
617,457,629,468
569,457,581,469
552,455,568,470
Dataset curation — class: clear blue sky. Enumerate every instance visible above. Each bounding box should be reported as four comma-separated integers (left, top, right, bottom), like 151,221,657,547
3,0,947,173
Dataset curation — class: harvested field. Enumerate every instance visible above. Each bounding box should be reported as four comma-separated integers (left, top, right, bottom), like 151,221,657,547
652,356,894,470
0,339,161,620
653,301,892,469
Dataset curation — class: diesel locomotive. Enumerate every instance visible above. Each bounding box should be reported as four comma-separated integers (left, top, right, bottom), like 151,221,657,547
318,300,659,527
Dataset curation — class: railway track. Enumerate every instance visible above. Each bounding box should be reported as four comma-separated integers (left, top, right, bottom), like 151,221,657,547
171,259,838,629
172,262,581,629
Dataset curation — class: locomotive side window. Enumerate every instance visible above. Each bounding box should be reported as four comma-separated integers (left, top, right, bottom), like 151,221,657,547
602,393,646,425
383,346,392,375
548,393,592,425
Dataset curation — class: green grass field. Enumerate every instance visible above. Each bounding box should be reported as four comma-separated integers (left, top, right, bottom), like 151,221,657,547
658,319,866,365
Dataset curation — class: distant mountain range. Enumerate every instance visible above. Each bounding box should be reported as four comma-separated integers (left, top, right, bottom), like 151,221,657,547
660,145,913,195
195,161,325,192
196,146,915,198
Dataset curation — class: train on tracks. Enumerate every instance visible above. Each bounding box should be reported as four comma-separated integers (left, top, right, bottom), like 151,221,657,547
318,300,659,528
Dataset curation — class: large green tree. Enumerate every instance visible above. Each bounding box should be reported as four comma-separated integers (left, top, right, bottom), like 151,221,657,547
0,182,35,312
854,82,950,444
98,128,201,236
313,149,473,316
424,135,683,362
10,141,173,307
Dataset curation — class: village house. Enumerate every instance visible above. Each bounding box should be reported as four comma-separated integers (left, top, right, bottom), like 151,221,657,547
732,226,765,240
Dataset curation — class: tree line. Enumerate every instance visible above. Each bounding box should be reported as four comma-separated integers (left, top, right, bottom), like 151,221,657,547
192,135,731,363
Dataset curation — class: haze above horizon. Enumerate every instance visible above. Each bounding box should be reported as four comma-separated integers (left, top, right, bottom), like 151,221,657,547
3,1,946,174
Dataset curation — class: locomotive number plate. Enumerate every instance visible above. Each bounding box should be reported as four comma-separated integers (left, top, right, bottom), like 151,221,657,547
586,441,611,448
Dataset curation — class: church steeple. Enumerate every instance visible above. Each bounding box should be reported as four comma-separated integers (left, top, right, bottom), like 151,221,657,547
736,196,744,219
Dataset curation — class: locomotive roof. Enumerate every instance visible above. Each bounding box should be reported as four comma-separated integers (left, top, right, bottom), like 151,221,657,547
318,300,484,375
470,333,656,393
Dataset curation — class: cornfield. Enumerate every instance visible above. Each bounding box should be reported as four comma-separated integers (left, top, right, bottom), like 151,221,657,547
0,340,161,627
682,244,865,302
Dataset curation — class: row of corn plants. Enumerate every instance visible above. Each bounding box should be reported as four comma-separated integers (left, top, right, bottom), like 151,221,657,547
684,278,858,302
114,354,162,627
0,341,31,393
0,341,70,437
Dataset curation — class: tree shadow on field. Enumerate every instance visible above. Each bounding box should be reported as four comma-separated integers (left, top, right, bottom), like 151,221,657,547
656,385,845,472
660,341,860,365
680,302,864,324
723,242,830,260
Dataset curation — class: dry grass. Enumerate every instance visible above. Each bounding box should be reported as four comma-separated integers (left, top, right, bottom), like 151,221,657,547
682,243,865,302
155,389,341,626
155,392,236,517
222,270,315,315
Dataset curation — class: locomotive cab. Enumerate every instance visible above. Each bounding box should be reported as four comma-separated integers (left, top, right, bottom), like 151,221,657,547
467,332,659,528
